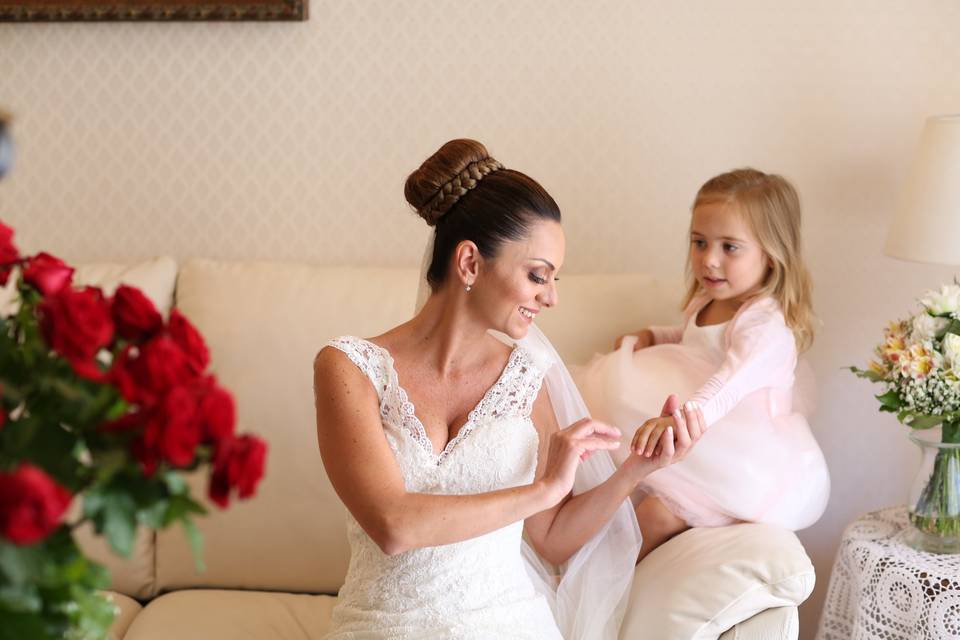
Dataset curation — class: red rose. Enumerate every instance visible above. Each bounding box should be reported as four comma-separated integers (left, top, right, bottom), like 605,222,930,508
112,285,162,342
38,286,114,380
108,346,141,404
133,385,202,473
167,310,210,375
153,386,202,467
0,464,73,545
127,336,195,402
208,435,267,508
197,378,235,444
0,220,20,286
22,252,74,296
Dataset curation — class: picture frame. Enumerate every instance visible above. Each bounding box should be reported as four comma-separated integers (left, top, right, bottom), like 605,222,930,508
0,0,307,21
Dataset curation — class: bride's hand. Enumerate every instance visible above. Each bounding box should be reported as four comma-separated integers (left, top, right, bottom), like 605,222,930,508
614,328,654,351
539,418,621,505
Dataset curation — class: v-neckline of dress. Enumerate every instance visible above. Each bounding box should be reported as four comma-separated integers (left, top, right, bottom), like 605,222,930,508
362,337,521,464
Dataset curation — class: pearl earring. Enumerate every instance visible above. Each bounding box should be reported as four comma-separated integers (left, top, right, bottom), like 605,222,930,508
465,284,472,292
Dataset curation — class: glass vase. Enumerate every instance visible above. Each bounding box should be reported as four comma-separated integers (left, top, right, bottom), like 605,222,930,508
906,424,960,553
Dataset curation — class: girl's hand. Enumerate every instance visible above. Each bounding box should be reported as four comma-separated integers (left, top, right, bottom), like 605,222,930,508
539,418,621,505
614,328,654,351
623,396,705,481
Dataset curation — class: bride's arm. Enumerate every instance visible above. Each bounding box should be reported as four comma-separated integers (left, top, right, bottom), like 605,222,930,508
314,347,618,556
523,388,703,566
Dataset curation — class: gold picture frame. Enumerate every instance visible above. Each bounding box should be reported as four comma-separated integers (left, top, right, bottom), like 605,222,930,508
0,0,307,21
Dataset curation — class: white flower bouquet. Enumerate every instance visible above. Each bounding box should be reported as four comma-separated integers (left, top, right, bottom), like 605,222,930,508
852,283,960,542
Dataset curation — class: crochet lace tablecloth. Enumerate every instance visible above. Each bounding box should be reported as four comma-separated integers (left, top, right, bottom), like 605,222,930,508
817,506,960,640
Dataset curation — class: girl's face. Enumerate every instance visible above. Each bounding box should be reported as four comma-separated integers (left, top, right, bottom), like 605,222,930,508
689,201,769,308
473,219,565,340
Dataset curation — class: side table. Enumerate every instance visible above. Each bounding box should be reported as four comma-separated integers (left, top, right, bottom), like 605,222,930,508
816,506,960,639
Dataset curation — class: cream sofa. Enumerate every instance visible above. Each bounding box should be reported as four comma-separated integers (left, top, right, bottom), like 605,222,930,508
67,257,816,640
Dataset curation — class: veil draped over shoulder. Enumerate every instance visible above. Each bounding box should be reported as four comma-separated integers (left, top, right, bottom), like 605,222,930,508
415,234,642,640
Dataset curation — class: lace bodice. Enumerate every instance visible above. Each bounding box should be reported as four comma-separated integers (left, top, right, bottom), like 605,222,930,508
323,336,562,639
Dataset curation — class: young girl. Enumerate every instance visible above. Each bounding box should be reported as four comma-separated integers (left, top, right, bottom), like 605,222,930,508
575,168,829,561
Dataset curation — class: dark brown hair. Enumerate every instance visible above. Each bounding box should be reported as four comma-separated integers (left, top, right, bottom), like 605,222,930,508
405,139,561,288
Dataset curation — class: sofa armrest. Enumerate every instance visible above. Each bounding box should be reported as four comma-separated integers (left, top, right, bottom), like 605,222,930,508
718,607,799,640
620,524,814,640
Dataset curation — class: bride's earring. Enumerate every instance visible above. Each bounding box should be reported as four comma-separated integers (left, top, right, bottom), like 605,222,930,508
465,284,473,292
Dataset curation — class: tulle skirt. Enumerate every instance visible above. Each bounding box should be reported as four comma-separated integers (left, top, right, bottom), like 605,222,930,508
573,342,830,530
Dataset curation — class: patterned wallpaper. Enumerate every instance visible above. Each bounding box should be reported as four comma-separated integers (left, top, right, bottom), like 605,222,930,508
2,2,960,638
0,1,955,274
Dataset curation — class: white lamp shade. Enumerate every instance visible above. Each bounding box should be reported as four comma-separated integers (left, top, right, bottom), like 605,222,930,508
885,114,960,265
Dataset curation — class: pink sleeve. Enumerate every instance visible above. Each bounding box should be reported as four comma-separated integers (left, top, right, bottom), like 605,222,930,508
649,325,683,345
689,308,797,427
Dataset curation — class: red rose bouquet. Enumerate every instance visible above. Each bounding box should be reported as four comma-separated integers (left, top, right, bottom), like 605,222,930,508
0,220,268,639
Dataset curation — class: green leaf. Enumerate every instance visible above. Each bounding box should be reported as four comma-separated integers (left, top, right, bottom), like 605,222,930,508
0,611,50,640
102,494,137,558
162,471,188,496
0,541,45,586
0,584,41,613
849,366,885,382
944,319,960,337
876,390,903,410
181,517,206,574
905,414,946,430
66,588,116,640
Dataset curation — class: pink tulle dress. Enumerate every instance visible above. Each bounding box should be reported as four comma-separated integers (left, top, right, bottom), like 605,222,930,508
574,295,830,530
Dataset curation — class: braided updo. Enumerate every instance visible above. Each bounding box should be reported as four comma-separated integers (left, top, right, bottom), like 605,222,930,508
405,139,561,289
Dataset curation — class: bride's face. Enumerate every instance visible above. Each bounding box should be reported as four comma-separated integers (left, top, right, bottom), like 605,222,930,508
474,219,565,340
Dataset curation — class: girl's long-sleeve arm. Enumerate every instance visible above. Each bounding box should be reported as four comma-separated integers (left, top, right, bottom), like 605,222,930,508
689,305,798,427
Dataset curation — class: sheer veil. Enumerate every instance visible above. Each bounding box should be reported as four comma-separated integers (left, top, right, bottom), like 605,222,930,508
415,233,642,640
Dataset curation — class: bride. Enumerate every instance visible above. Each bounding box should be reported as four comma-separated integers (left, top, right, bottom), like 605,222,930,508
313,139,704,639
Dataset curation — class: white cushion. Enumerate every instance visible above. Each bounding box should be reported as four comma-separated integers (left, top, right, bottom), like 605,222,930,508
155,260,421,594
73,256,178,316
620,524,814,640
123,590,337,640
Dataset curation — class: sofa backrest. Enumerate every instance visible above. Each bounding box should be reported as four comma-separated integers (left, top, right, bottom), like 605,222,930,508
115,259,680,596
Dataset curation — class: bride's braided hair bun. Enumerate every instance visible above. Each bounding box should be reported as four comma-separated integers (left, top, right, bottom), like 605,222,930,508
405,139,503,225
405,139,561,289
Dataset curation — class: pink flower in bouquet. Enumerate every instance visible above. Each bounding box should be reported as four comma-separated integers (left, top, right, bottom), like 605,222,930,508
901,343,940,380
112,285,162,341
38,286,114,380
22,252,74,296
208,435,268,508
0,464,73,545
0,220,19,285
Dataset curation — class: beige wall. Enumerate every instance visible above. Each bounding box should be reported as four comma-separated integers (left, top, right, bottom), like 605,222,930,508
2,2,960,637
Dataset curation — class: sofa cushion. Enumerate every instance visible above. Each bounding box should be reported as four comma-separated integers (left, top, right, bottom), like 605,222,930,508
122,590,337,640
620,524,814,639
155,260,422,593
535,272,681,365
104,591,143,640
73,257,179,316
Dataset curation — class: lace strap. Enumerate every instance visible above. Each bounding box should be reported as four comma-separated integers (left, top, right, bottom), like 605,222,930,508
472,346,546,424
326,336,390,401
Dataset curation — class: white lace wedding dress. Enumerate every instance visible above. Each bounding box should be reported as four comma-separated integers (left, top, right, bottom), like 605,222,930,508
324,336,564,639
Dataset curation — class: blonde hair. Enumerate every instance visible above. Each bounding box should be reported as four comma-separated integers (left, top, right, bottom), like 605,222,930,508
682,168,815,352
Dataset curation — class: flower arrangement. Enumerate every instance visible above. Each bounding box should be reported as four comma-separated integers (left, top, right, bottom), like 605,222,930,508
852,283,960,541
0,220,268,639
